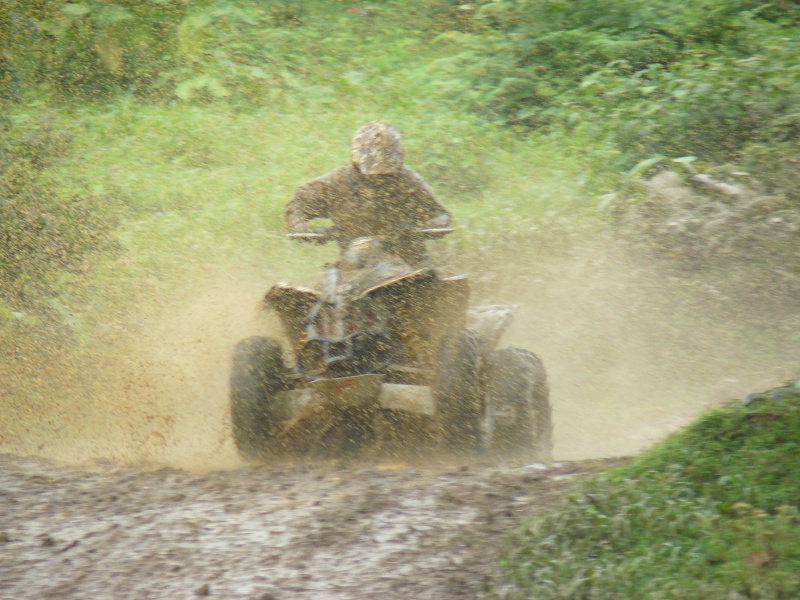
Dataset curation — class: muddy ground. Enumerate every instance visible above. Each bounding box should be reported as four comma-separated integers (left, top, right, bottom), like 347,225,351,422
0,455,620,599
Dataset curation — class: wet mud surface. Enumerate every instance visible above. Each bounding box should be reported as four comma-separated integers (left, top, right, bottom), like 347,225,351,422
0,455,619,599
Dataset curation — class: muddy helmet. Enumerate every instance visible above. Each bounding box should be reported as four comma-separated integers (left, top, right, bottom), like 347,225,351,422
350,121,404,176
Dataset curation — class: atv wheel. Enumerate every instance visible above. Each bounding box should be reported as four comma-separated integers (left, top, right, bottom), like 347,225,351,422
435,329,485,453
486,347,552,462
230,336,287,460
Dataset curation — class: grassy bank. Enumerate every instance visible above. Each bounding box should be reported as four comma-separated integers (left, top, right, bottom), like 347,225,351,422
495,382,800,599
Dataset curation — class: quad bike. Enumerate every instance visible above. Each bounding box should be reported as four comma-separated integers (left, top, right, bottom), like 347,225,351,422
229,228,552,461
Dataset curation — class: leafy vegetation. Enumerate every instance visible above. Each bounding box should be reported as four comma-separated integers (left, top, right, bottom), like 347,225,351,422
430,0,800,199
0,0,186,98
495,382,800,599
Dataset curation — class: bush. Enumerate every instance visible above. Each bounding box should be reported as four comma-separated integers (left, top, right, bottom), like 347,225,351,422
429,0,800,197
0,0,187,98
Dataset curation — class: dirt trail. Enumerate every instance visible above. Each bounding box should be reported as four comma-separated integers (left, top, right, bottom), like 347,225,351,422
0,455,617,599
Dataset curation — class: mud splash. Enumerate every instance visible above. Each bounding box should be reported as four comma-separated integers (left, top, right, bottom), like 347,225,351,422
2,237,799,468
472,235,800,460
0,270,278,470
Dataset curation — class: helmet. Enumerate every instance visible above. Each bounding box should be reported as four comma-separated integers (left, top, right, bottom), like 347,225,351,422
350,121,403,176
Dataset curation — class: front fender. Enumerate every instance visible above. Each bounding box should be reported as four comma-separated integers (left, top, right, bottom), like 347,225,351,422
264,282,322,347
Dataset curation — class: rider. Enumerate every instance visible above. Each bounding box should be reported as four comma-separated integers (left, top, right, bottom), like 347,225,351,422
285,121,451,266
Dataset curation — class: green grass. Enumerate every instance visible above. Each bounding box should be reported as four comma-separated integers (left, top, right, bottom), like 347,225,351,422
495,382,800,599
10,94,607,308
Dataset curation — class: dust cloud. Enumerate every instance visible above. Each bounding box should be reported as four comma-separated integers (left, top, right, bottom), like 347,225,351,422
2,239,798,468
474,235,800,460
1,269,281,470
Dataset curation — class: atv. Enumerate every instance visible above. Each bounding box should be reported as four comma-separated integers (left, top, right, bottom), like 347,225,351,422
229,228,552,461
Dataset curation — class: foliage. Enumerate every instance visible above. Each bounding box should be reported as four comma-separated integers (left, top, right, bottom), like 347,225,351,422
428,0,800,199
0,1,483,102
5,0,799,204
0,0,187,98
495,382,800,599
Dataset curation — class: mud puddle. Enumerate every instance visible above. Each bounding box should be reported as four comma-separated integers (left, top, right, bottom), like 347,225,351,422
0,455,620,599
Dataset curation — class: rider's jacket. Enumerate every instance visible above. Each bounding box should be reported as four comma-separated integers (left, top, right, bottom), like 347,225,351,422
285,164,450,266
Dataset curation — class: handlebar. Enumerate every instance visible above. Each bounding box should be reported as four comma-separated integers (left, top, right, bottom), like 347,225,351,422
288,227,453,243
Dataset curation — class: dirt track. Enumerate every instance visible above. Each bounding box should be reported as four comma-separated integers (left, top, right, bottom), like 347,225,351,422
0,455,618,599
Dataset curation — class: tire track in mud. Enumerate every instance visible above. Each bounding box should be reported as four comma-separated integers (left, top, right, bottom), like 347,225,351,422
0,456,621,599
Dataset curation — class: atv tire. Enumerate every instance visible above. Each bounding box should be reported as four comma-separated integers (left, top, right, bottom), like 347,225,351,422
486,347,552,462
435,329,485,453
230,336,287,460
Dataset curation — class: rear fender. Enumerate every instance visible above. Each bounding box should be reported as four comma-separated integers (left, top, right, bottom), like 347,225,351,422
466,304,517,354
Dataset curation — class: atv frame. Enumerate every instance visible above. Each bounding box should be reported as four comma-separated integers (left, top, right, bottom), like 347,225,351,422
230,229,551,461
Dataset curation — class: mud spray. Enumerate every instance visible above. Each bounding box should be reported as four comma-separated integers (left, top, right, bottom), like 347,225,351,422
0,270,279,470
1,238,798,468
478,236,800,460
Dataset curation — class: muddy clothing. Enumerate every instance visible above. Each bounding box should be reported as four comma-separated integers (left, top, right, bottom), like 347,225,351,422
286,164,450,266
